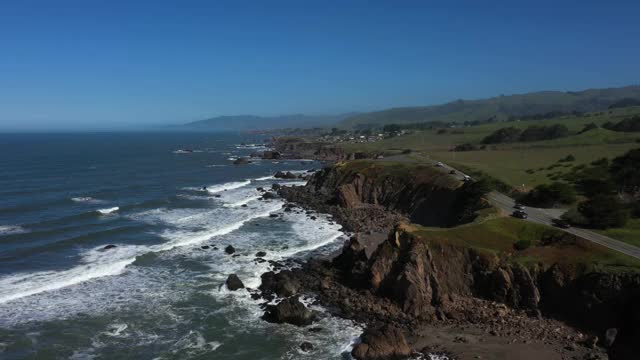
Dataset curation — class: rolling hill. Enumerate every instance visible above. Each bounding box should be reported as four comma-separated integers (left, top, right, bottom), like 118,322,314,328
182,113,354,131
339,85,640,128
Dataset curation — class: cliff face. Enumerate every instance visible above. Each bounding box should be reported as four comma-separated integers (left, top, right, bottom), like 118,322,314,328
336,226,640,358
279,161,640,358
303,161,480,227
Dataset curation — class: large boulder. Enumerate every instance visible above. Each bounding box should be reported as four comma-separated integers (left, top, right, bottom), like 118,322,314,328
225,245,236,255
274,171,298,179
259,270,300,297
262,192,277,200
226,274,245,291
233,158,251,165
262,151,281,160
262,296,314,326
351,324,412,360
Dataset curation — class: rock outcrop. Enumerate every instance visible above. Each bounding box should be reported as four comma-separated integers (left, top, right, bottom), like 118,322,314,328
351,324,412,360
225,274,245,291
262,296,314,326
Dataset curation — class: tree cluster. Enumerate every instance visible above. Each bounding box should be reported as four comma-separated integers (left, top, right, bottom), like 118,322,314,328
482,124,570,144
602,115,640,132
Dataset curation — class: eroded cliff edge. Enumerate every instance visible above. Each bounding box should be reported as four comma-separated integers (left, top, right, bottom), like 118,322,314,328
270,160,640,360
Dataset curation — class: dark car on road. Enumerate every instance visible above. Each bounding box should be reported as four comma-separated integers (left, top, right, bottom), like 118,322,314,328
552,218,571,228
512,210,528,219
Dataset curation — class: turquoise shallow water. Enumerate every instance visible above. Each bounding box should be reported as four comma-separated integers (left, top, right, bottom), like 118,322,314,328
0,132,361,359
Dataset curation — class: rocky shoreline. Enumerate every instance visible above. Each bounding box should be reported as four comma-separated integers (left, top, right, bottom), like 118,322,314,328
240,162,638,359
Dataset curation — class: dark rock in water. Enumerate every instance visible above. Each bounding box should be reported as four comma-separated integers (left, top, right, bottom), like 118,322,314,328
201,245,210,249
272,184,281,191
269,213,278,218
255,258,267,263
225,245,236,254
351,324,411,360
259,271,300,297
212,246,219,250
262,296,314,326
308,327,323,333
214,194,221,198
256,251,267,257
256,187,265,192
262,151,281,160
226,274,245,291
274,171,298,179
250,292,261,300
241,204,248,207
262,192,277,200
232,254,241,257
233,157,251,165
300,341,314,352
309,216,317,220
102,244,117,250
284,207,292,212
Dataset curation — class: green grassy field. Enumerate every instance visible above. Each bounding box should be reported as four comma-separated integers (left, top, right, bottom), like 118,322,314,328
411,217,640,272
595,219,640,248
341,107,640,189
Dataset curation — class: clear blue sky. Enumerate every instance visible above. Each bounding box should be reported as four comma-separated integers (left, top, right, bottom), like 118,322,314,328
1,0,639,130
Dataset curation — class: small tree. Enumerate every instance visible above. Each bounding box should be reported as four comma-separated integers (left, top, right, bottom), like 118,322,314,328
521,182,576,207
578,195,629,229
610,148,640,195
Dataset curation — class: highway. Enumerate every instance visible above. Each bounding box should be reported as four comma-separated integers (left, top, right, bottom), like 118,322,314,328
440,162,640,260
375,154,640,260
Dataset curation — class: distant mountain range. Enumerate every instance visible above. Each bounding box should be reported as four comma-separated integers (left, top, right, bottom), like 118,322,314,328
338,85,640,128
181,85,640,131
182,113,355,131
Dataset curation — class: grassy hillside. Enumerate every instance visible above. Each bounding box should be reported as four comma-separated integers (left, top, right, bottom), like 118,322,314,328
340,106,640,189
411,217,640,271
340,85,640,128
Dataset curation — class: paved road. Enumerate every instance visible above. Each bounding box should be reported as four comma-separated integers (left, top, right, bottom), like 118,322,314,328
425,158,640,260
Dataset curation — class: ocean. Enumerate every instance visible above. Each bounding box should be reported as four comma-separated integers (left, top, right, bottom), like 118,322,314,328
0,132,362,359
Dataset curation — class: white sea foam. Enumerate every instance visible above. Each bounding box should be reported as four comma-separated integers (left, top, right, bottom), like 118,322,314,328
0,197,281,306
0,244,144,304
254,175,274,181
97,206,119,215
223,195,262,208
205,180,250,193
71,196,94,202
0,225,27,236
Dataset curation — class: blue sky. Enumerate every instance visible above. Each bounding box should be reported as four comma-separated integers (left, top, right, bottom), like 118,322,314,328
1,0,639,130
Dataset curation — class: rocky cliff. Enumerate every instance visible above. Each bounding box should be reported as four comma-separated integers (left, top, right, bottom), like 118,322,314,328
274,161,640,359
281,160,488,230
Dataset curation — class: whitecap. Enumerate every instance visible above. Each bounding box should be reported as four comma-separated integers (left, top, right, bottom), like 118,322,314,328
205,180,250,193
97,207,119,215
0,225,27,236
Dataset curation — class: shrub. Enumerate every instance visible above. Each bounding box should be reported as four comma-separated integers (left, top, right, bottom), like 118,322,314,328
558,154,575,162
519,124,569,142
520,182,576,207
561,208,589,226
578,123,598,134
482,127,522,144
514,239,532,251
602,115,640,132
